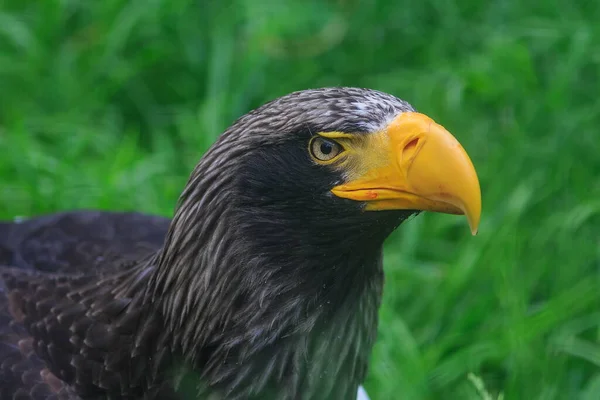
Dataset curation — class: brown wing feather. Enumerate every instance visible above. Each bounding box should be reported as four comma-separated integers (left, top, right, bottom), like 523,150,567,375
0,270,70,399
0,211,170,274
0,265,172,399
0,211,173,399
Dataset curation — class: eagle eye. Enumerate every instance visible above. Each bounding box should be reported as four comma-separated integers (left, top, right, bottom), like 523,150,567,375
309,137,343,162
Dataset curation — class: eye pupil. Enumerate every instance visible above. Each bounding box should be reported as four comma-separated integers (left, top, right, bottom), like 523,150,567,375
310,137,343,162
320,141,333,155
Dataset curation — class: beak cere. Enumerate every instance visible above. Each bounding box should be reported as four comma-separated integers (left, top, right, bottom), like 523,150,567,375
330,112,482,235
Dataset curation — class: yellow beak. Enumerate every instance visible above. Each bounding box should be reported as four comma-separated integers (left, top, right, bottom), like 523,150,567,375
330,112,481,235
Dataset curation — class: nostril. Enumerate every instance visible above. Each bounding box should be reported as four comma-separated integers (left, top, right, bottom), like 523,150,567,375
402,138,420,159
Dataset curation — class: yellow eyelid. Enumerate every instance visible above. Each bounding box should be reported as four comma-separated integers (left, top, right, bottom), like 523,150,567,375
317,131,356,139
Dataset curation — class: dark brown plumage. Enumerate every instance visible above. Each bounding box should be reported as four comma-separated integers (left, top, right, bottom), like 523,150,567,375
0,88,481,399
0,211,172,399
0,211,170,274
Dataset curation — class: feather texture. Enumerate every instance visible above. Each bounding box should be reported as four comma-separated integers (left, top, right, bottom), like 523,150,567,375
0,88,416,399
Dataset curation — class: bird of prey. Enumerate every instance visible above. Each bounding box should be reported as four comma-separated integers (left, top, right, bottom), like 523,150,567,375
0,87,481,399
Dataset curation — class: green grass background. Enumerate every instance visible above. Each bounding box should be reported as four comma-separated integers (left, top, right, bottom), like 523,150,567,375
1,1,599,398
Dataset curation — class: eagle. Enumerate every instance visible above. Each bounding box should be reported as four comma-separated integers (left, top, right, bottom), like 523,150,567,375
0,87,481,399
